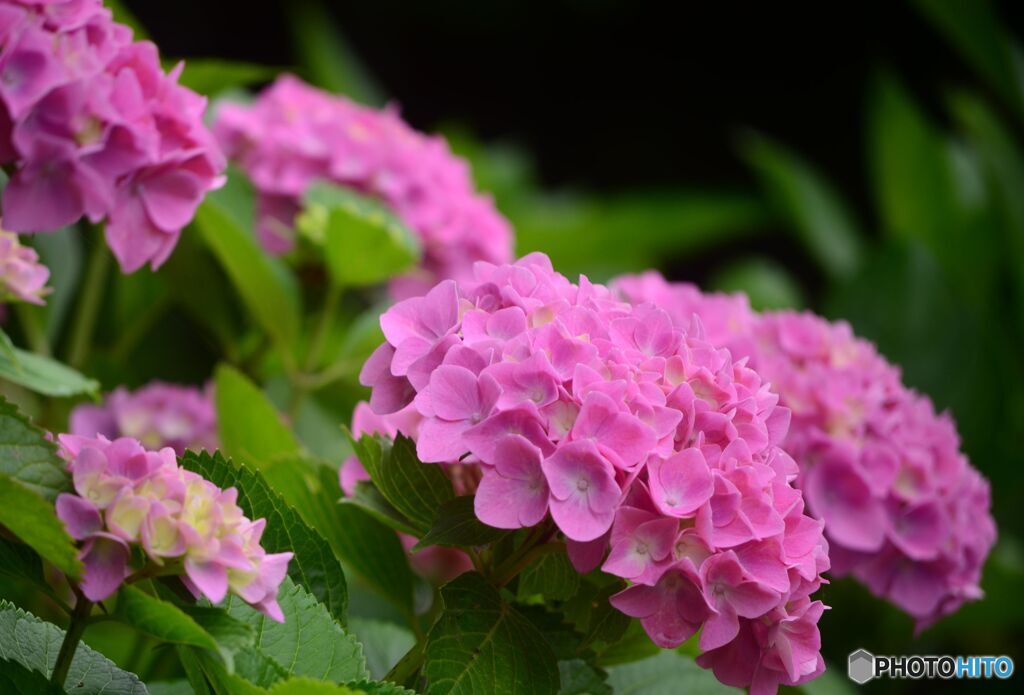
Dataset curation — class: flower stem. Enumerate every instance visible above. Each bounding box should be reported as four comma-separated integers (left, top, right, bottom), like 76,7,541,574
50,592,93,687
385,636,426,686
67,235,111,370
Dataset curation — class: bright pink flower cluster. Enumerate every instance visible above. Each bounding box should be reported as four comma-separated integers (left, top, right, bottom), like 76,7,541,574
361,254,830,694
55,434,291,620
614,272,997,627
0,226,48,304
213,75,513,296
70,381,217,456
0,0,225,272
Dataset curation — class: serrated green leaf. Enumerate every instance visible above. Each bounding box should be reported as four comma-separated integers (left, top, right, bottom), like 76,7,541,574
604,650,736,694
195,180,301,351
233,646,289,687
349,618,416,680
114,586,222,654
225,576,368,682
340,481,420,537
0,474,81,578
0,658,63,694
214,365,302,468
424,572,559,695
0,397,70,501
414,495,509,551
0,600,147,694
0,345,99,397
349,434,454,535
180,450,348,626
739,131,862,280
517,552,580,603
298,183,421,287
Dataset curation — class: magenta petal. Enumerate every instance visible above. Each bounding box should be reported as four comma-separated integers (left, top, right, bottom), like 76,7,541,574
140,168,204,232
56,494,102,540
79,534,129,601
416,418,471,462
184,559,229,603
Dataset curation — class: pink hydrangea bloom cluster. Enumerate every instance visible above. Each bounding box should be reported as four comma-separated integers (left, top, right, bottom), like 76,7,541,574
213,75,513,296
0,226,48,304
614,272,997,627
0,0,225,272
361,253,830,694
70,381,217,456
340,402,474,585
55,434,292,620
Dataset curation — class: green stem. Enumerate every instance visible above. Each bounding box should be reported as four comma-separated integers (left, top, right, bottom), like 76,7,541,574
305,283,342,372
67,236,111,370
14,304,50,356
385,636,426,687
50,592,93,687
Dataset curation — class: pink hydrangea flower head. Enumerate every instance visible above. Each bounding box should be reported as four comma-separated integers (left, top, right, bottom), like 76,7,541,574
70,381,217,456
0,226,49,303
55,434,291,620
0,0,225,272
614,272,997,628
361,253,830,693
213,75,512,295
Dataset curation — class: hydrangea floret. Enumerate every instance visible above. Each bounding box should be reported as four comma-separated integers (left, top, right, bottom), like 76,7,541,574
0,226,49,304
70,381,217,456
614,272,997,628
360,253,830,694
213,75,512,295
55,434,292,621
0,0,226,272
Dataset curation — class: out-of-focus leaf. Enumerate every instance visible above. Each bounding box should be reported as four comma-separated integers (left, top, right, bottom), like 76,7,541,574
423,572,560,695
512,190,771,280
558,658,611,695
340,481,421,537
0,601,147,694
147,681,195,695
0,396,67,501
29,226,82,341
298,183,420,287
0,345,99,397
739,131,862,279
224,576,368,682
113,586,225,656
413,495,509,551
195,178,301,352
349,617,416,680
911,0,1024,118
349,434,454,535
285,0,385,105
593,621,660,668
867,72,998,305
177,58,281,96
181,450,349,626
604,650,736,694
0,474,81,580
215,364,301,468
710,257,804,310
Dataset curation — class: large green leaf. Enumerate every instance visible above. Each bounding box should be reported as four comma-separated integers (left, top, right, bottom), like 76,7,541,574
739,131,862,279
349,434,454,535
0,658,63,694
0,600,147,694
214,365,302,468
413,495,509,551
0,344,99,397
180,450,348,626
558,659,611,695
423,572,560,695
298,183,421,287
604,650,736,694
224,576,368,682
517,552,579,603
195,180,301,352
260,458,415,618
0,474,81,579
113,586,224,655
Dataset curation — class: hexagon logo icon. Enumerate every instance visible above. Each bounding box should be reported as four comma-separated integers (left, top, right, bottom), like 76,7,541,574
848,649,875,685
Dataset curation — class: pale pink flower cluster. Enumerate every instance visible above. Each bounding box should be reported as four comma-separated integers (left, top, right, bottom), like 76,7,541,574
213,75,513,296
70,381,217,456
0,227,48,304
614,272,997,627
361,254,830,694
0,0,225,272
55,434,292,620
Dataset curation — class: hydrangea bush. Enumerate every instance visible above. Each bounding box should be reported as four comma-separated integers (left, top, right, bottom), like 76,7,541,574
0,2,1004,694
